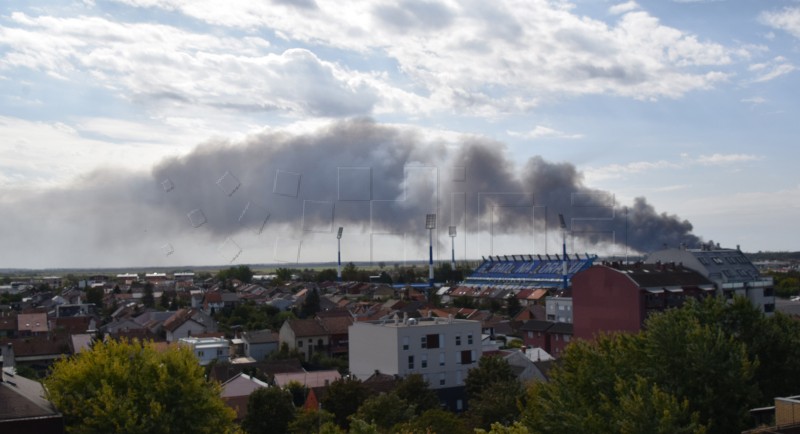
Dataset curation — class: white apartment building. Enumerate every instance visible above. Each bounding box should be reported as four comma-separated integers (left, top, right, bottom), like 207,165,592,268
179,336,230,365
349,315,482,392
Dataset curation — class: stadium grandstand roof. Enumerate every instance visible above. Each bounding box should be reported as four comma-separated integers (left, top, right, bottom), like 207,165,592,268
463,253,597,288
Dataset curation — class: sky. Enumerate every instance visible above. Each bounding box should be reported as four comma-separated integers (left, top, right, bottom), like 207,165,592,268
1,0,799,269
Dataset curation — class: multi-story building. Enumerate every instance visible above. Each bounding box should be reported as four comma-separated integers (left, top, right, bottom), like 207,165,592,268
572,262,715,341
349,315,481,411
545,292,573,323
646,245,775,314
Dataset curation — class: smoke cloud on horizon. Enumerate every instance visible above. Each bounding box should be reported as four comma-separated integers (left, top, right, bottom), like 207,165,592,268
0,118,701,268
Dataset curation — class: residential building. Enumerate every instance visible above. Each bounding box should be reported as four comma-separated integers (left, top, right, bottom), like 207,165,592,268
179,337,230,365
279,319,329,362
545,293,573,323
16,313,48,337
220,373,269,420
1,366,64,433
646,245,775,314
241,330,279,361
163,309,217,343
572,262,715,341
348,315,482,411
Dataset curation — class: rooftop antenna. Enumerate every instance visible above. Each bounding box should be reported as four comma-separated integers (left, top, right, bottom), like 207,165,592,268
558,213,568,290
426,214,436,289
336,227,344,282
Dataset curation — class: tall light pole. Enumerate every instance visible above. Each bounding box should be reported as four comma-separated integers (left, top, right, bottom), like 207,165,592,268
426,214,436,289
449,226,457,272
558,214,568,290
336,227,343,282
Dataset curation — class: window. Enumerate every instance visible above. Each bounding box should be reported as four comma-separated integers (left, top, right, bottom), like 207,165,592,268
460,350,474,364
408,355,414,369
439,373,445,386
298,340,303,348
217,349,224,356
421,335,427,348
402,336,409,350
527,331,533,338
439,352,445,366
765,303,775,313
564,335,571,343
455,334,461,346
467,333,473,345
456,370,462,385
456,400,463,411
764,287,774,297
421,354,427,368
198,351,205,357
425,333,440,349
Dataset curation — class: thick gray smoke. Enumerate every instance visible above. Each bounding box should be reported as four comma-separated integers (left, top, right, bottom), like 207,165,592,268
152,118,700,251
0,118,700,268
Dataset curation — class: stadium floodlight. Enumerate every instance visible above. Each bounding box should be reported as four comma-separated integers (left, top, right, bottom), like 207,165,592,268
426,214,436,289
337,227,344,282
426,214,437,230
448,226,457,271
558,214,568,290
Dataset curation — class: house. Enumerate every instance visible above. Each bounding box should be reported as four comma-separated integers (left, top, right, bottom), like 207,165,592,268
179,337,230,365
572,262,714,341
0,313,17,338
241,330,279,361
279,319,329,362
273,369,341,389
348,315,482,411
545,292,572,323
548,322,573,357
163,309,217,343
0,366,64,433
16,313,48,337
317,316,353,357
520,320,552,351
220,373,269,420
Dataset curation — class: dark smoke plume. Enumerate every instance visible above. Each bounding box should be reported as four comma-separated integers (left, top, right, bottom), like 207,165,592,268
0,118,700,267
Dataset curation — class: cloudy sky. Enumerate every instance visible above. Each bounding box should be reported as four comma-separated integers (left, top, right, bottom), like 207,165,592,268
1,0,799,269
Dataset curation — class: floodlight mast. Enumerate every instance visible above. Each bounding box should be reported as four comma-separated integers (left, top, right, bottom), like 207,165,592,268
558,214,568,290
426,214,436,288
449,226,457,271
337,227,343,282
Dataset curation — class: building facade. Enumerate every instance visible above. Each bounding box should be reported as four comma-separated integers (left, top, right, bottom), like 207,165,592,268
349,316,481,391
572,263,715,341
646,246,775,315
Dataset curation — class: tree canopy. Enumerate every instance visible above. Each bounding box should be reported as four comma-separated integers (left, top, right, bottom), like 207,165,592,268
44,338,239,434
242,387,295,434
521,296,800,434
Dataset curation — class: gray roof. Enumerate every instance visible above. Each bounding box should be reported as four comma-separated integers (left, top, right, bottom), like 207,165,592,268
242,330,278,345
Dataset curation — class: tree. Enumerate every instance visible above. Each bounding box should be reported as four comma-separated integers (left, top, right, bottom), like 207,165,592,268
243,387,296,434
316,268,338,283
320,377,370,429
393,408,471,434
465,355,517,400
300,288,321,318
142,282,155,308
44,339,238,434
393,373,439,415
288,409,336,434
217,265,254,284
353,393,414,430
341,262,359,281
275,267,294,282
85,286,104,308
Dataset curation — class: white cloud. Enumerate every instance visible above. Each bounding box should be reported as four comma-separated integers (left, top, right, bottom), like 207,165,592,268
584,152,762,182
695,153,762,165
507,125,583,140
0,14,381,117
741,96,766,104
750,58,796,83
95,0,740,113
609,1,639,16
760,7,800,39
